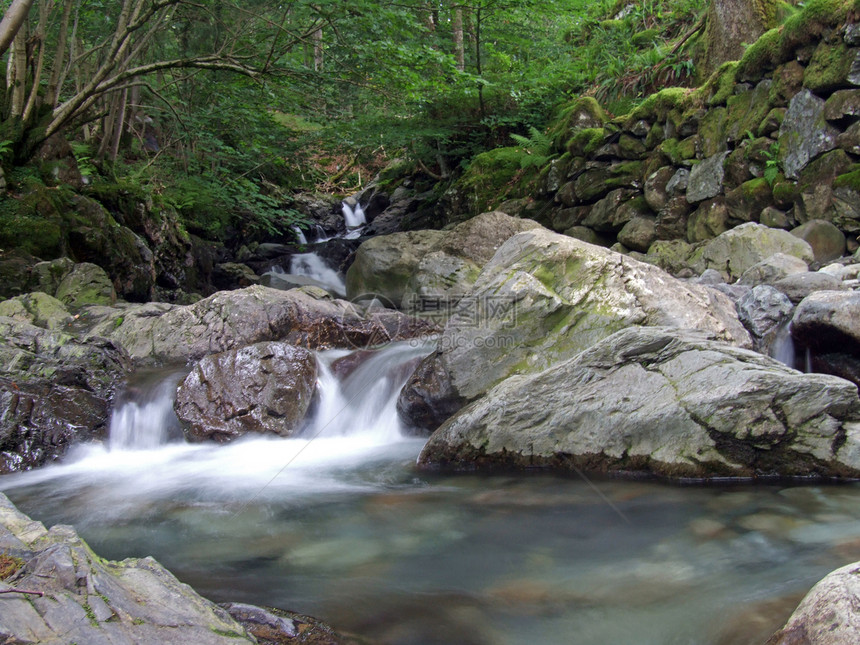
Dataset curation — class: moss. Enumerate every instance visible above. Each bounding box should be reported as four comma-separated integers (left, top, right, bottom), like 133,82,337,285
659,137,697,164
771,177,799,207
549,97,607,150
698,62,739,107
629,87,695,122
456,146,539,214
567,128,606,157
210,628,246,639
0,552,23,579
736,27,784,82
0,179,68,258
804,40,853,93
632,28,659,47
834,168,860,192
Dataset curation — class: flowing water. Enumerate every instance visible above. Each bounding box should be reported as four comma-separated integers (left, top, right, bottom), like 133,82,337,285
3,341,860,645
289,252,347,297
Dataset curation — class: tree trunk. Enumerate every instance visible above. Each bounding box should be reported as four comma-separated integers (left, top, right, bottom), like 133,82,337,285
0,0,36,59
453,6,465,71
8,26,28,118
313,28,323,72
698,0,778,78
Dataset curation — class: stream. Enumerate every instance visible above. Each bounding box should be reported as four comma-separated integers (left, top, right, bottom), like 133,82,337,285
2,344,860,644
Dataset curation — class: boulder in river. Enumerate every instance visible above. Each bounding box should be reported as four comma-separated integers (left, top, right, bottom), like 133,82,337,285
766,560,860,645
84,285,438,362
418,326,860,480
399,228,752,431
175,342,317,442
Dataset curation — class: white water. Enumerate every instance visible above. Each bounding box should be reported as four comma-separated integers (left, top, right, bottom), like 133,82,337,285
0,341,431,507
292,226,308,245
771,323,813,372
342,201,366,229
289,252,346,297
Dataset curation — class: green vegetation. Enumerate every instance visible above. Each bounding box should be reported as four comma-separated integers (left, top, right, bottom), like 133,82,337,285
0,552,24,579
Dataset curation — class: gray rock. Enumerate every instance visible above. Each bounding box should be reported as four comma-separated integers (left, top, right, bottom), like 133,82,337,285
666,168,690,195
791,219,847,264
792,290,860,354
29,257,75,295
399,229,752,429
85,286,437,362
418,326,860,480
690,223,815,281
766,561,860,645
0,493,256,644
617,216,658,252
176,343,316,442
0,317,131,473
773,272,842,304
779,89,839,179
55,262,117,308
738,252,810,286
644,166,675,211
737,285,795,352
686,152,730,203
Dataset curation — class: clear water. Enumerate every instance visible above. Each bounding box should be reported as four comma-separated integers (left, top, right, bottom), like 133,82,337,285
2,342,860,645
289,252,347,297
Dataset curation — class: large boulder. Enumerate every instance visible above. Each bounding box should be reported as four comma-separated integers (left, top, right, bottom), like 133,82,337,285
175,343,317,442
55,262,117,308
418,327,860,480
766,561,860,645
791,290,860,354
345,230,445,304
0,317,131,473
399,229,752,430
0,292,73,330
85,285,437,362
689,223,815,281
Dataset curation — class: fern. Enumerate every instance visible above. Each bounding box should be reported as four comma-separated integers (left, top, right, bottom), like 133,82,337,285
510,126,553,169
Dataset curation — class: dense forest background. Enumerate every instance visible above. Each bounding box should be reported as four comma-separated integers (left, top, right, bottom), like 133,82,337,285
0,0,794,245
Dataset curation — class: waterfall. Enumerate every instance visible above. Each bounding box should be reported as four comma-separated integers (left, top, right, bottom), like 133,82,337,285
108,370,187,450
292,226,308,245
289,252,346,297
106,341,431,453
314,225,330,243
342,202,366,229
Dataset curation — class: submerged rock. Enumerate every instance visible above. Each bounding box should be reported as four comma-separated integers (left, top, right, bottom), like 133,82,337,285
418,327,860,479
175,343,317,442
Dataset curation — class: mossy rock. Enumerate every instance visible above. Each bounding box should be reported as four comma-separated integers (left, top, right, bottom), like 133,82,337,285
770,61,805,106
834,167,860,192
725,80,775,142
0,292,72,330
628,87,696,123
550,97,607,151
55,263,117,308
697,62,739,107
698,107,729,157
567,128,606,157
804,39,855,93
659,137,698,164
455,146,534,215
0,180,68,258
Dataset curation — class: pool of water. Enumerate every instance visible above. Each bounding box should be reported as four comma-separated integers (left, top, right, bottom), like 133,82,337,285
3,441,859,645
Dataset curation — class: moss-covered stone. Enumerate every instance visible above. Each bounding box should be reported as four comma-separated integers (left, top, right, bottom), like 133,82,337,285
725,80,775,142
757,108,786,136
769,60,805,106
804,40,855,92
550,97,608,151
629,87,696,123
698,107,728,157
772,177,800,208
736,27,784,83
659,137,698,164
567,128,606,157
0,179,68,258
698,62,739,107
618,134,647,159
726,178,774,222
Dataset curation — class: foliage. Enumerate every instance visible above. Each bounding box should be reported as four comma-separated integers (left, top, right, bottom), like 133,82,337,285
510,127,553,169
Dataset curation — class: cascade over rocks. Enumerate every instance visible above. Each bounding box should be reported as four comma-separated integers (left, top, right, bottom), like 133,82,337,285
418,326,860,480
399,228,752,431
175,343,318,442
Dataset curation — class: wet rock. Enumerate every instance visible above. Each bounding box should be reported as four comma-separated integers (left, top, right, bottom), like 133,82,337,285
766,561,860,645
690,223,814,281
0,317,131,473
399,229,751,429
737,285,795,352
418,326,860,480
790,219,847,264
212,262,260,290
779,89,839,179
176,343,317,442
0,250,40,300
618,216,658,252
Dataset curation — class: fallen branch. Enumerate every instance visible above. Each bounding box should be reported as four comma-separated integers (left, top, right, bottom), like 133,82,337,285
0,588,44,597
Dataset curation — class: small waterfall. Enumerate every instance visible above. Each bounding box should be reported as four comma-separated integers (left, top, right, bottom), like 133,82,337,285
292,226,308,245
314,225,331,243
289,252,346,296
771,323,797,369
342,202,366,229
307,341,432,441
109,371,186,450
